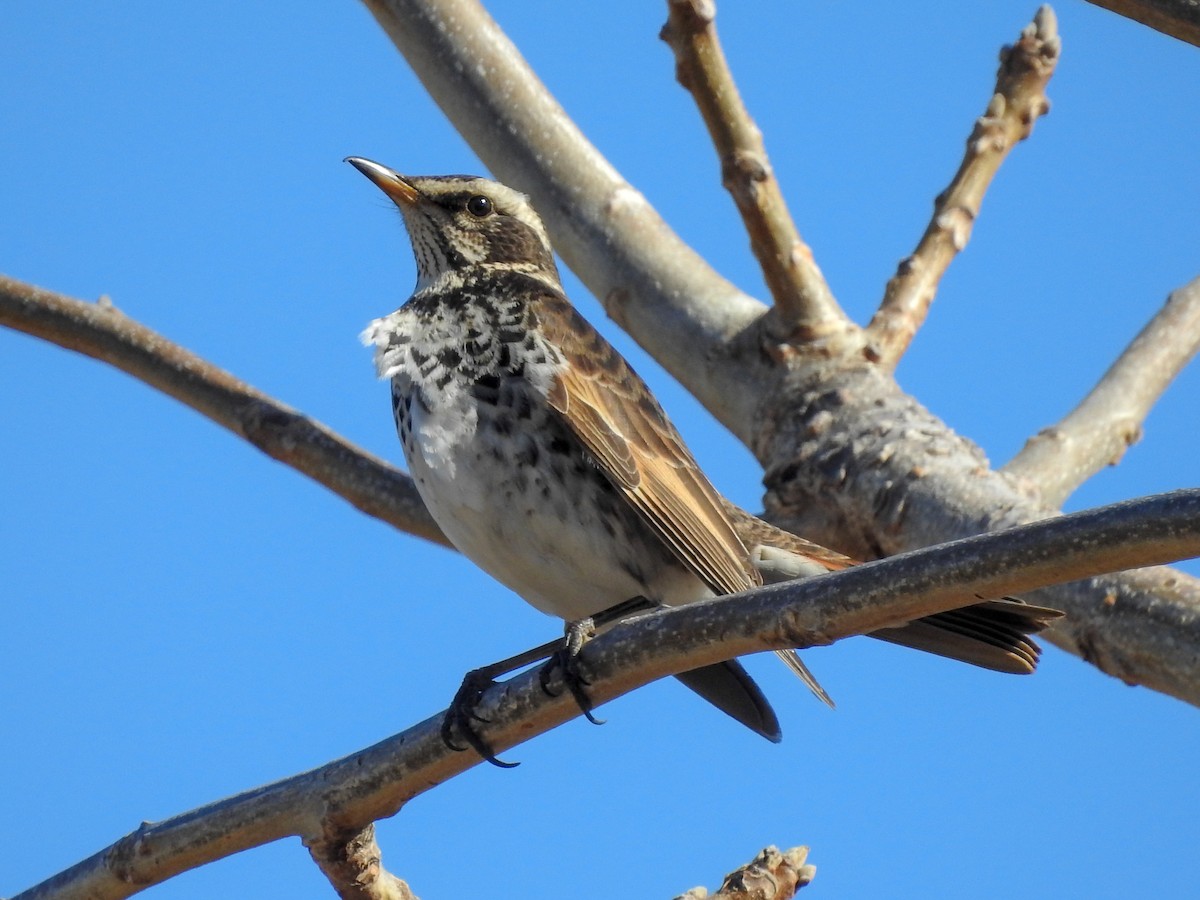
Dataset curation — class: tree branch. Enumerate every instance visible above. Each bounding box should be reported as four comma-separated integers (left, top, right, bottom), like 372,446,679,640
1004,275,1200,506
14,489,1200,900
0,274,448,548
864,6,1060,369
1085,0,1200,47
753,360,1200,701
674,846,815,900
659,0,849,346
306,824,418,900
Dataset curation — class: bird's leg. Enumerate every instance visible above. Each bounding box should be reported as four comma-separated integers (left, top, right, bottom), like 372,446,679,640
441,636,562,768
539,595,657,726
541,615,604,725
443,597,658,764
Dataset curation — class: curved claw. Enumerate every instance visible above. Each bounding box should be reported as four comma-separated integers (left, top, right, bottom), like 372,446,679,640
539,620,606,727
441,668,520,768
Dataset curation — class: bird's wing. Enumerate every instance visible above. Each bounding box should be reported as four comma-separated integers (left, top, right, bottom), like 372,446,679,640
535,293,759,597
535,292,834,708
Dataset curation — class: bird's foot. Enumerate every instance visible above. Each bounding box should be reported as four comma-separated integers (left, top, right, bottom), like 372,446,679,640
441,667,520,769
540,616,605,725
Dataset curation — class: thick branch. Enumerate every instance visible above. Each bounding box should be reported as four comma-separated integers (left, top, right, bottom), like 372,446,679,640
0,274,448,548
660,0,849,345
1004,275,1200,505
1085,0,1200,47
864,6,1060,369
15,489,1200,900
757,362,1200,700
361,0,775,440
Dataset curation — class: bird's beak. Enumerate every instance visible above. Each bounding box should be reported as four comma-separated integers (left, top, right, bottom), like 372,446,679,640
345,157,420,207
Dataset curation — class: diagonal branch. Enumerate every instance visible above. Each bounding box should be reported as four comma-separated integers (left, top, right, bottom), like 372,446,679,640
6,492,1196,900
0,274,448,548
1085,0,1200,47
864,6,1060,369
660,0,849,346
14,489,1200,900
1004,275,1200,506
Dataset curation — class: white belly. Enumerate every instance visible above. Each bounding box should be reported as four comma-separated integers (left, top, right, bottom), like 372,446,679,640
402,393,703,622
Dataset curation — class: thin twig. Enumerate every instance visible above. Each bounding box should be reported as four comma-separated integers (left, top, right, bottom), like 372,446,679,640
1085,0,1200,47
864,6,1060,369
13,489,1200,900
675,846,815,900
660,0,849,346
1004,275,1200,506
306,824,419,900
0,274,448,548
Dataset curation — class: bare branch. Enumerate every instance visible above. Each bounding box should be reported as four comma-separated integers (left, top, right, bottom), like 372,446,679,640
1005,275,1200,506
1085,0,1200,47
660,0,850,345
361,0,774,440
0,274,448,548
306,824,418,900
755,357,1200,700
674,846,815,900
864,6,1060,369
14,489,1200,899
1035,563,1200,691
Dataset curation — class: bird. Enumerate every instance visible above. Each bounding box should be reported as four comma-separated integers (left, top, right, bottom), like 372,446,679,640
346,156,1060,745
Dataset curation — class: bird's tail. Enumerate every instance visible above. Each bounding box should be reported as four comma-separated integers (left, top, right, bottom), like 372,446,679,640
674,660,782,742
724,500,1062,688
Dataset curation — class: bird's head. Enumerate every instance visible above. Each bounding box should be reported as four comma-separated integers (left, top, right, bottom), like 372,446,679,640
346,157,559,293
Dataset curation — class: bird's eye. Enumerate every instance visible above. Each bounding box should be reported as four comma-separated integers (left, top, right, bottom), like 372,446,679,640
466,195,493,217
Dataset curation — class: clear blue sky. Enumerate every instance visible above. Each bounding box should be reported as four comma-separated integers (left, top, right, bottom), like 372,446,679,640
3,3,1198,898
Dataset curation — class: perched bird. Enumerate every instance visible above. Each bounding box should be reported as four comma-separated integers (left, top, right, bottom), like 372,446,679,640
348,157,1059,744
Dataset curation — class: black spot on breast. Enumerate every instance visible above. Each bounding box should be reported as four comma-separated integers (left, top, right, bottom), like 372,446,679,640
511,391,533,419
438,346,462,368
471,374,501,404
514,439,539,467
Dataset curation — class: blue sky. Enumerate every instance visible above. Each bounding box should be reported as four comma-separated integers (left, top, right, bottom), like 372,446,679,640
2,2,1198,898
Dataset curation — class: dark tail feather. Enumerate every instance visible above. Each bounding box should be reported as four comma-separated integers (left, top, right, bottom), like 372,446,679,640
869,598,1062,674
674,660,782,742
